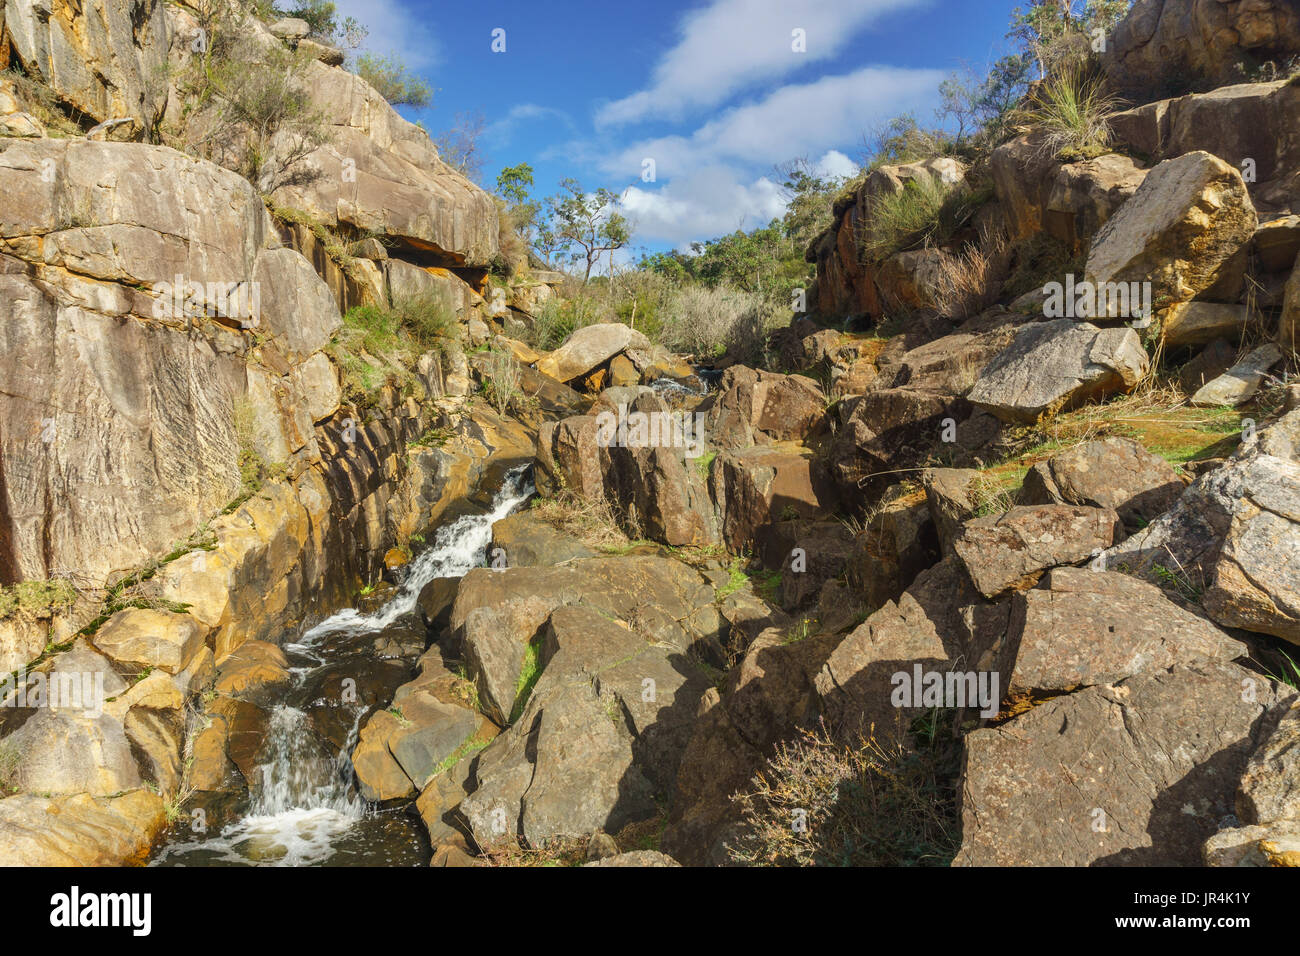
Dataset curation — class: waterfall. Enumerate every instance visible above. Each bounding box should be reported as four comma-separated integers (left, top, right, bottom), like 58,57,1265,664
153,463,534,866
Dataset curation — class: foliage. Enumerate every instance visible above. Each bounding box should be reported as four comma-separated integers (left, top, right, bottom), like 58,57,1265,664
327,294,455,404
355,53,432,107
179,13,329,192
726,722,962,866
481,344,523,416
1020,65,1118,159
433,111,487,181
0,580,78,622
545,178,631,282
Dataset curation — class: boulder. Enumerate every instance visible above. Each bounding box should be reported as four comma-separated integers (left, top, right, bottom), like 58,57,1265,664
1017,437,1184,531
0,789,165,865
1200,453,1300,643
1001,568,1246,698
953,505,1123,597
816,558,1010,738
1204,822,1300,866
955,661,1294,866
584,850,680,867
90,608,204,676
1161,301,1249,347
489,512,594,568
1084,151,1258,311
462,596,555,725
712,446,834,553
1238,698,1300,825
265,52,499,266
3,708,141,796
1190,343,1283,406
1105,2,1300,97
968,319,1148,424
537,324,650,384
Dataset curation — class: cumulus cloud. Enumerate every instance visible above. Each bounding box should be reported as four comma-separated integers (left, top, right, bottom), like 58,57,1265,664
618,166,788,248
601,65,944,181
596,0,930,127
331,0,440,69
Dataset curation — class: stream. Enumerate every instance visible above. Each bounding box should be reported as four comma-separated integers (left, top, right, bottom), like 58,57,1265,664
151,464,535,866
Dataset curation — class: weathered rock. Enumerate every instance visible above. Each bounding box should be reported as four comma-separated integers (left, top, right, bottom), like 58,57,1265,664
1017,437,1184,531
583,850,680,866
1238,698,1300,825
90,608,204,676
264,48,499,266
955,661,1294,866
3,707,141,796
712,446,833,553
489,512,594,568
213,640,291,702
968,319,1148,424
463,596,555,725
953,505,1123,597
1180,337,1240,394
0,789,165,865
1191,343,1283,406
1084,151,1257,311
1104,1,1300,97
1200,452,1300,643
1205,822,1300,866
817,558,1009,737
1279,254,1300,352
847,491,940,609
534,415,604,500
1002,568,1246,698
3,0,170,128
537,324,650,384
1162,301,1249,347
923,468,980,555
0,139,340,588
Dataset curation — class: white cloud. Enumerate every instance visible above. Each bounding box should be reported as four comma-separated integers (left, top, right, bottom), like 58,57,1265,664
485,103,576,146
330,0,440,70
595,0,930,127
618,166,788,248
814,149,858,181
601,65,944,180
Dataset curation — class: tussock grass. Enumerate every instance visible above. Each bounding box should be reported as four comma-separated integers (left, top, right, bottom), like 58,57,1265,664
1021,67,1117,161
726,720,961,866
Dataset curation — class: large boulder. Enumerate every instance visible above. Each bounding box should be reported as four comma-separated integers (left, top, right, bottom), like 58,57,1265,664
1084,151,1257,311
0,789,165,865
1102,409,1300,644
1017,436,1184,531
711,446,835,553
955,660,1295,866
953,505,1123,598
968,319,1149,424
1000,568,1246,698
537,324,651,384
1103,0,1300,96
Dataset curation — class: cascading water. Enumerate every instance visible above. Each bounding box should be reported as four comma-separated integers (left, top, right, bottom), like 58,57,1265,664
153,464,534,867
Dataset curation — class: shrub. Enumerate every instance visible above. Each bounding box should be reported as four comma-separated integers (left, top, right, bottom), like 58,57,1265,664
326,297,455,405
725,722,961,867
1021,66,1117,160
930,228,1010,320
186,32,329,191
355,53,432,107
481,344,523,416
863,171,982,261
657,283,779,363
393,293,456,353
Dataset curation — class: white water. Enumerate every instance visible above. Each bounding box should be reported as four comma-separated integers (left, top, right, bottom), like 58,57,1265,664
154,464,534,867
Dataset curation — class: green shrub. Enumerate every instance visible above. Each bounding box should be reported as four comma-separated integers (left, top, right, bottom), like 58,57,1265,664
0,580,77,621
1021,67,1117,160
393,293,456,352
355,53,432,107
864,176,945,260
657,283,780,363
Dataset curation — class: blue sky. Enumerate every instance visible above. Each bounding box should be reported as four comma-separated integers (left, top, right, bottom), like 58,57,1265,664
331,0,1024,257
